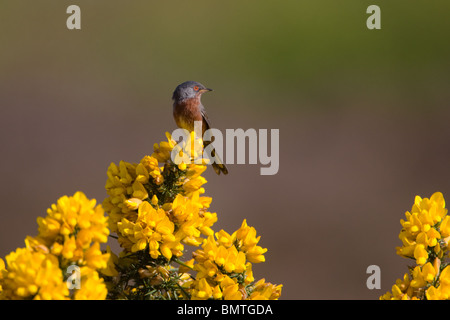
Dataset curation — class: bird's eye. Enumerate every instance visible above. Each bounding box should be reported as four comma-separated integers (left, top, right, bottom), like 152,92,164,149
193,85,199,91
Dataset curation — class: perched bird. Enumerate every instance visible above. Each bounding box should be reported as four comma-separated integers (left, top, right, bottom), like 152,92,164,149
172,81,228,175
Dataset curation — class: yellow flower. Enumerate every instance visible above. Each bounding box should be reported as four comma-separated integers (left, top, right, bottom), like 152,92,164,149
397,192,449,265
413,244,428,266
0,192,111,301
170,131,207,166
410,263,436,288
178,258,195,274
183,175,207,195
151,195,159,206
38,192,109,248
101,246,119,277
192,234,248,288
33,192,110,274
221,276,243,300
426,265,450,300
100,131,282,300
191,278,213,300
140,155,163,184
73,267,107,300
224,247,246,274
382,264,441,301
0,247,68,300
152,132,176,163
0,258,5,295
103,161,139,231
132,181,148,201
233,219,267,264
178,162,187,171
124,198,142,211
245,264,255,286
192,220,268,286
170,193,217,246
421,262,437,282
171,194,202,224
193,258,219,279
212,284,223,299
117,202,181,260
383,192,450,300
62,236,81,260
216,230,233,247
186,164,207,179
248,278,282,300
84,242,110,270
440,215,450,242
24,236,49,254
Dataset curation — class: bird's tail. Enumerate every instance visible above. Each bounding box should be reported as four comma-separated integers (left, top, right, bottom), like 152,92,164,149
212,154,228,175
204,141,228,175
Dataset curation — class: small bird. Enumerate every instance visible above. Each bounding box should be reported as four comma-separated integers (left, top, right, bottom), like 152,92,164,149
172,81,228,175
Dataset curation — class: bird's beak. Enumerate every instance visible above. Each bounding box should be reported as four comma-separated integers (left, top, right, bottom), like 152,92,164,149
199,88,213,93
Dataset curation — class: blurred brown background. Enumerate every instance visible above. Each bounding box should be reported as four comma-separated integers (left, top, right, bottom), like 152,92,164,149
1,1,450,299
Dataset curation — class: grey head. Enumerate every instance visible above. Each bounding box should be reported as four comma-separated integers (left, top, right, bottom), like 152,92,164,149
172,81,212,103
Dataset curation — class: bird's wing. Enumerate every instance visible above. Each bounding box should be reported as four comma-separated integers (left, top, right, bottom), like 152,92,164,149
200,106,211,131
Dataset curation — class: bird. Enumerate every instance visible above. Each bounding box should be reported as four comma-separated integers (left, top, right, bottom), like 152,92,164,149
172,81,228,175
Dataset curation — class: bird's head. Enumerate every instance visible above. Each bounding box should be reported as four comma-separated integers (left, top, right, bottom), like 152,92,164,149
172,81,212,103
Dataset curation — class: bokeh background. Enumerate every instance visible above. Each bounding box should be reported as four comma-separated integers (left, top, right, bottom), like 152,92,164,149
1,1,450,299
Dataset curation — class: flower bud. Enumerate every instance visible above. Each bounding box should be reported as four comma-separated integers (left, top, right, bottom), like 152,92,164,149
124,198,142,210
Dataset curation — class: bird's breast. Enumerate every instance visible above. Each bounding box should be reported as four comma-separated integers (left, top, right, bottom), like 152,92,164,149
173,98,203,132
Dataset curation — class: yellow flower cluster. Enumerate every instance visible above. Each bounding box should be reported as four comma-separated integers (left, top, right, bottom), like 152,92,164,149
170,193,216,246
248,278,283,300
381,192,450,300
1,131,281,300
35,192,110,270
193,219,267,277
103,157,161,233
73,267,109,300
117,201,182,260
397,192,450,265
426,265,450,300
102,132,281,300
103,132,216,262
0,247,68,300
186,220,281,300
0,192,111,300
380,263,450,300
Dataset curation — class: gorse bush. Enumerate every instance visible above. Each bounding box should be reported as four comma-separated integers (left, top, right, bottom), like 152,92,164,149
0,191,110,300
381,192,450,300
0,132,282,300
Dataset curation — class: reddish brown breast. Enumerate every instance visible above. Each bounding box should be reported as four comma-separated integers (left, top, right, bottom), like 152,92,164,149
173,98,204,132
